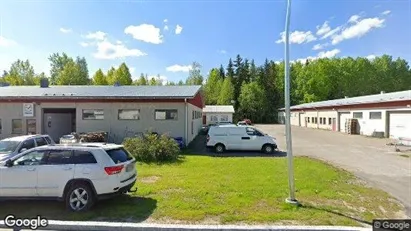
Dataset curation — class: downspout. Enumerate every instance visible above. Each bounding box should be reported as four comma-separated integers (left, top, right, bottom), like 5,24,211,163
314,107,319,129
184,98,188,147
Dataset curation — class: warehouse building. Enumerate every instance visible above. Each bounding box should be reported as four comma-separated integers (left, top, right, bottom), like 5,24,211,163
0,80,204,145
202,105,235,125
278,90,411,141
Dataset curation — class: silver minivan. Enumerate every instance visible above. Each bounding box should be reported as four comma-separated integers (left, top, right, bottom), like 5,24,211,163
0,134,55,162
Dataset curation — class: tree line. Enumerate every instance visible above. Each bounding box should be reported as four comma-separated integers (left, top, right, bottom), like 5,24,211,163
1,52,410,123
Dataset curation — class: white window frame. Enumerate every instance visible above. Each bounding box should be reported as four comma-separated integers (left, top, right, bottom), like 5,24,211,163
82,109,104,120
12,119,23,134
353,112,363,119
155,109,178,120
118,109,140,120
369,111,382,120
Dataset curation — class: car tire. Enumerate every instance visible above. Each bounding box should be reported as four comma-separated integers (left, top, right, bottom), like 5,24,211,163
262,144,274,154
215,144,225,153
65,182,95,212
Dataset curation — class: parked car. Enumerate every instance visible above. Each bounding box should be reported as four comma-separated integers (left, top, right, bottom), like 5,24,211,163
0,142,137,212
206,125,277,154
237,121,248,126
239,119,252,125
0,134,55,162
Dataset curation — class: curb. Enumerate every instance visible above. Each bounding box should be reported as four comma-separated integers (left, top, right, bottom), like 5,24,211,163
0,220,372,231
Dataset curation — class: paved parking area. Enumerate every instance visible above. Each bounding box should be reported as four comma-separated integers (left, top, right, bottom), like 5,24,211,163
255,124,411,217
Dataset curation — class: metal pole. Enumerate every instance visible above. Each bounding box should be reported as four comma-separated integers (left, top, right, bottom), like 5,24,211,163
284,0,299,205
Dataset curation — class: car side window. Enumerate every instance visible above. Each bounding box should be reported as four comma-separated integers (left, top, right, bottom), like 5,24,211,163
246,127,256,136
35,137,48,147
43,136,53,144
13,150,47,166
73,150,97,164
19,139,36,152
44,150,73,165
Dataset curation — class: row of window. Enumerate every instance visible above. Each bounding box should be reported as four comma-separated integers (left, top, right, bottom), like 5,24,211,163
210,115,230,122
15,149,98,166
0,119,35,134
192,111,202,120
83,109,179,120
353,111,382,119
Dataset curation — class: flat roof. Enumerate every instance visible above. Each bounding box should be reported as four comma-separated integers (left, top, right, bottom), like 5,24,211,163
203,105,235,113
281,90,411,110
0,85,202,99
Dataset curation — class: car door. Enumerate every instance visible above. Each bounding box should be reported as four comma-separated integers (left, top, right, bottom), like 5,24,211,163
0,150,47,197
242,127,262,151
36,149,75,197
17,139,36,154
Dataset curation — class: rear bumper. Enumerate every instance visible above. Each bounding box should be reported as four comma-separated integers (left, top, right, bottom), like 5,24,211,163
97,180,137,200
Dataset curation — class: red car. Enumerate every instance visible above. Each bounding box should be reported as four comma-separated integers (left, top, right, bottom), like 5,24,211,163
242,119,252,125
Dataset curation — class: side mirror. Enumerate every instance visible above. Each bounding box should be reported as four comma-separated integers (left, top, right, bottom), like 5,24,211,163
5,159,13,167
19,148,27,153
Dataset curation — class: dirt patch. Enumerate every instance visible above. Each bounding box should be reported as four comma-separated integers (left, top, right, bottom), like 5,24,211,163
140,176,160,183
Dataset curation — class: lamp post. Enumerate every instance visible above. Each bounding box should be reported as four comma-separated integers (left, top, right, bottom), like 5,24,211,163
284,0,299,205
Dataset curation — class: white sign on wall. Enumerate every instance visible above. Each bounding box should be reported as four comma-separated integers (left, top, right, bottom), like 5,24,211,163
23,103,34,117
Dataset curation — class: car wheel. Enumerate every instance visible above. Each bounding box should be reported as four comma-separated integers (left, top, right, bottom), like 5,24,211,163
262,144,274,154
65,182,94,212
215,144,225,153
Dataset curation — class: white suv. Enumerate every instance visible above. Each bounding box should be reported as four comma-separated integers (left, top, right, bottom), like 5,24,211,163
0,143,137,212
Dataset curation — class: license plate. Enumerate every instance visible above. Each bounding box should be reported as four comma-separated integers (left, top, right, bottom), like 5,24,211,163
126,163,134,172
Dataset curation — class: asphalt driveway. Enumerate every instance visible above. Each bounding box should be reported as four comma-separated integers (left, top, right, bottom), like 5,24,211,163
255,124,411,217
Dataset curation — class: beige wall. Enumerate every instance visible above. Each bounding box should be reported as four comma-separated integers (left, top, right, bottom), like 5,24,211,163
204,112,233,125
187,103,203,144
0,101,201,144
290,110,338,130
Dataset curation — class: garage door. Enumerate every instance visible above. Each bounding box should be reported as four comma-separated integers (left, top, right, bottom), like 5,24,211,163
389,112,411,139
339,112,351,133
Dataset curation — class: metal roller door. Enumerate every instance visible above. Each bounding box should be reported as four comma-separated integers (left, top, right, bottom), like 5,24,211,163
389,112,411,139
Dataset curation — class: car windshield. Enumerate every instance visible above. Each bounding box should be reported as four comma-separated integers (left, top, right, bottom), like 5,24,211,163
0,140,20,153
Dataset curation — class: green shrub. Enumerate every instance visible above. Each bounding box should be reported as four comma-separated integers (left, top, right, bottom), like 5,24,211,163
122,133,181,163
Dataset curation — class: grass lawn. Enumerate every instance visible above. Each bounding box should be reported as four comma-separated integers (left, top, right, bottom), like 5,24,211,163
0,155,405,226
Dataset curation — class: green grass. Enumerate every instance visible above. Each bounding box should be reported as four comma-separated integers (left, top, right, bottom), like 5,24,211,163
399,153,411,158
0,155,404,226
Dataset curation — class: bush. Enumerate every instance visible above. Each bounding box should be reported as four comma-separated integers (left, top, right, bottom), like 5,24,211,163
122,133,181,163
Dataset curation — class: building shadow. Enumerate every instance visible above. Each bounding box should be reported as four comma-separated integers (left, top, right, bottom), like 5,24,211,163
0,196,157,222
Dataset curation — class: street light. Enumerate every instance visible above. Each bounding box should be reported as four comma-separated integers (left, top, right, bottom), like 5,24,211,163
284,0,299,205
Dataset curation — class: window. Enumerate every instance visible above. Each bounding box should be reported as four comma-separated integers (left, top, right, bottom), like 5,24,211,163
155,109,178,120
353,112,363,119
13,150,47,166
82,109,104,120
73,150,97,164
45,150,73,165
191,121,194,135
106,148,133,164
329,118,332,125
44,136,52,144
370,112,382,120
220,115,229,122
35,137,48,147
307,117,310,123
118,109,140,120
0,119,2,134
27,119,36,134
314,117,317,123
319,118,323,124
12,119,23,134
210,115,218,122
19,139,35,153
192,111,195,119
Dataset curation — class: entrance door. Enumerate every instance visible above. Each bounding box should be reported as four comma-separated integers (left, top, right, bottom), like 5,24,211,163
332,118,337,131
339,112,351,133
44,113,73,143
202,115,206,125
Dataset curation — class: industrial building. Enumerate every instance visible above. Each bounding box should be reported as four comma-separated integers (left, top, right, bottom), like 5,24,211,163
0,81,204,145
202,105,235,125
278,90,411,140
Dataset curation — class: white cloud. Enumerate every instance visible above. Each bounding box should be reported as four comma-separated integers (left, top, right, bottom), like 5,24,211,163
316,21,331,36
164,25,169,31
382,10,391,15
0,36,17,47
124,24,163,44
366,54,376,60
93,40,147,60
79,42,89,47
175,24,183,35
312,43,328,50
218,49,227,54
166,64,192,72
84,31,106,41
59,27,72,33
318,49,341,58
163,19,168,23
293,49,341,63
348,15,361,23
331,17,385,45
320,26,341,39
129,67,136,74
276,30,317,44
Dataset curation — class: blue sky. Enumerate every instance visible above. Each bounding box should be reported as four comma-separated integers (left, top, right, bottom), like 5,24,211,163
0,0,410,84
